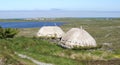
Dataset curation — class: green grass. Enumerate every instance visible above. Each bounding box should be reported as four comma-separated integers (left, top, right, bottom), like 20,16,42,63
0,18,120,65
0,37,85,65
0,39,36,65
16,18,120,52
0,36,118,65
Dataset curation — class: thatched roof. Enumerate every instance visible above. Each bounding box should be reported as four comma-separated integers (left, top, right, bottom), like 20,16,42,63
60,28,97,49
37,26,65,38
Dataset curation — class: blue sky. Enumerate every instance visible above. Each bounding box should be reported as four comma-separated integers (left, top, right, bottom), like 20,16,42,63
0,0,120,11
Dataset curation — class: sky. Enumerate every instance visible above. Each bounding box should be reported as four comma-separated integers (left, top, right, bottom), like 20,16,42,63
0,0,120,11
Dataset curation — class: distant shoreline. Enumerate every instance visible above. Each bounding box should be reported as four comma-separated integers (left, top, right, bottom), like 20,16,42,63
0,17,120,20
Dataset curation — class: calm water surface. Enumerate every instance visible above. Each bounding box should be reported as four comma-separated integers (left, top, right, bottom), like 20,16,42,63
0,11,120,18
0,22,64,28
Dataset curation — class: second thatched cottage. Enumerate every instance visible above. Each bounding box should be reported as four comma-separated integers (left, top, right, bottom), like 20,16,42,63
59,27,97,49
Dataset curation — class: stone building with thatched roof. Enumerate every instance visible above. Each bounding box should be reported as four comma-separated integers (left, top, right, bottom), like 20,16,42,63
59,27,97,49
37,26,65,38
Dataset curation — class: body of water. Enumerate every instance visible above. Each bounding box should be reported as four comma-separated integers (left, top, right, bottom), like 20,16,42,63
0,22,64,28
0,10,120,19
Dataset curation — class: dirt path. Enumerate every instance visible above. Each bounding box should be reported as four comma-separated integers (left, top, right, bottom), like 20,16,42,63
15,52,53,65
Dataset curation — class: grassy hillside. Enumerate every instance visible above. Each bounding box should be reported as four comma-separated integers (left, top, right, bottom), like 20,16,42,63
0,37,85,65
0,37,119,65
17,18,120,53
0,18,120,65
